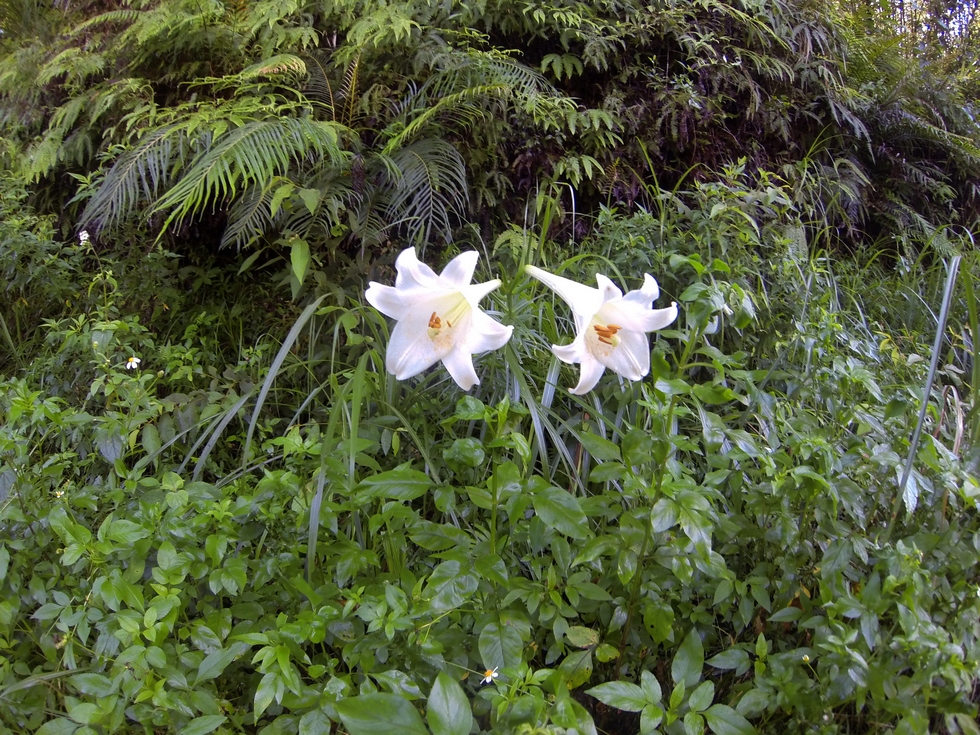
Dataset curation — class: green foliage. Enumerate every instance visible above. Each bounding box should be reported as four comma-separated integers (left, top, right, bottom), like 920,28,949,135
1,0,980,732
3,167,980,733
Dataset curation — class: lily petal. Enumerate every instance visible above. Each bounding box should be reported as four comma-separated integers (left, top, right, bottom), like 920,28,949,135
465,309,515,354
526,265,604,317
568,353,607,394
440,250,480,288
595,329,650,380
364,282,404,317
442,347,480,390
386,316,448,379
622,273,661,304
394,248,443,291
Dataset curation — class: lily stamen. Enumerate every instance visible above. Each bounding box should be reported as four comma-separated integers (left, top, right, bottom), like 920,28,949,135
428,312,442,329
593,324,622,345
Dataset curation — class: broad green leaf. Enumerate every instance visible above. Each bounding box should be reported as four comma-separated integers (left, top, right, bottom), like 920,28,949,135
566,626,599,648
768,607,804,623
426,672,473,735
650,498,679,533
479,619,523,671
688,680,715,713
0,543,8,582
357,468,432,502
703,704,756,735
195,641,250,684
558,648,593,689
735,689,769,718
69,673,115,698
585,681,647,712
254,671,279,720
103,518,148,545
641,704,664,734
299,709,334,735
672,629,704,688
640,671,662,704
443,438,486,468
182,716,227,735
290,237,310,285
67,702,102,725
577,432,621,461
35,720,79,735
531,485,590,539
684,711,706,735
336,694,428,735
423,561,478,612
298,188,320,216
706,649,749,671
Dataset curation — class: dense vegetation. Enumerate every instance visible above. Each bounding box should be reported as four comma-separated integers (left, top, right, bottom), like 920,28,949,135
1,0,979,733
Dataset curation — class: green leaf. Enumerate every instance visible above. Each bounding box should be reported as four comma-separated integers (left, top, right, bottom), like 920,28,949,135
577,432,621,461
336,694,428,735
426,672,473,735
566,626,600,648
357,468,432,502
585,681,647,712
299,709,334,735
479,618,523,671
67,702,102,725
298,188,320,216
195,642,250,685
640,671,662,704
703,704,756,735
688,681,714,713
423,561,478,612
254,671,279,720
641,704,664,734
104,519,149,545
531,485,590,539
767,607,804,622
558,648,593,689
706,649,749,671
35,720,79,735
0,544,9,583
69,673,115,698
672,629,704,688
735,689,769,718
182,716,227,735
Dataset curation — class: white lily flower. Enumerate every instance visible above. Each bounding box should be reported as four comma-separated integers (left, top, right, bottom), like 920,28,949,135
365,248,514,390
526,265,678,394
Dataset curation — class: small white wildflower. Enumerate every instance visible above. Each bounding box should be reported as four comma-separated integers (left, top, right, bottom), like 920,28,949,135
481,667,499,685
125,356,141,370
54,490,64,499
802,654,810,663
79,230,89,244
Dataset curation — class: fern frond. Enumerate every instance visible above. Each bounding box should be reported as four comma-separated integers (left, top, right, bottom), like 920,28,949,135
80,124,187,230
378,138,467,245
221,183,281,250
153,118,349,232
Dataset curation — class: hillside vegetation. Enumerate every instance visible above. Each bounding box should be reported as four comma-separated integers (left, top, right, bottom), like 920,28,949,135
1,0,979,733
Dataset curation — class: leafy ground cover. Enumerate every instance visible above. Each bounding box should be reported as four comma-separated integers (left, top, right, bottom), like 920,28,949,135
2,166,980,734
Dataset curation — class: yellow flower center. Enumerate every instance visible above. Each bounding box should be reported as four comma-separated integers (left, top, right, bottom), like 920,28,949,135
426,298,470,343
593,323,622,347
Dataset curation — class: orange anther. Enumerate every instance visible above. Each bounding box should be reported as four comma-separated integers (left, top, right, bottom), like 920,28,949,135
428,312,442,329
